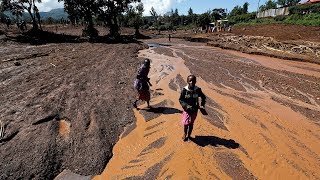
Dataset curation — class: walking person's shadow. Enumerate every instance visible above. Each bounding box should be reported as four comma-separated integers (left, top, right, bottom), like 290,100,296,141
190,136,239,149
144,107,182,114
138,103,182,122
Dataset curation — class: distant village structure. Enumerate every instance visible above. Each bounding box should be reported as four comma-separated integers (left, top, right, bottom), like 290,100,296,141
257,7,289,18
257,0,320,18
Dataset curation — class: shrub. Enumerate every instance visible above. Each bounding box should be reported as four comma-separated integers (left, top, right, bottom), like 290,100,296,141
228,12,256,25
158,25,167,31
289,3,320,14
286,14,303,21
284,13,320,26
274,15,286,21
141,24,149,30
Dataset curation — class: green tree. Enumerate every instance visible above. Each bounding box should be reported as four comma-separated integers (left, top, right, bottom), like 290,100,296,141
127,2,144,35
212,8,227,20
1,0,42,30
150,6,157,23
266,0,277,9
62,1,79,25
58,0,99,37
101,0,141,37
171,8,179,26
188,7,193,16
196,12,211,28
229,5,243,16
260,0,277,11
277,0,300,7
242,2,249,14
59,0,140,38
187,7,197,25
229,2,249,16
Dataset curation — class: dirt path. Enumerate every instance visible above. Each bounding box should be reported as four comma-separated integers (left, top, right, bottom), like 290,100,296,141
95,39,320,179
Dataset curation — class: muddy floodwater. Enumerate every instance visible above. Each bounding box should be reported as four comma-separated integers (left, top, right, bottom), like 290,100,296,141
94,38,320,179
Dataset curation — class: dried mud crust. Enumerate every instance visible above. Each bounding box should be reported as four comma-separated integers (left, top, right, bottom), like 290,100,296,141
232,24,320,43
0,41,145,179
206,34,320,64
170,24,320,65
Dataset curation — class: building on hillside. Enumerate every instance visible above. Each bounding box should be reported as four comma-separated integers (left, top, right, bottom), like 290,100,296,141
257,7,289,18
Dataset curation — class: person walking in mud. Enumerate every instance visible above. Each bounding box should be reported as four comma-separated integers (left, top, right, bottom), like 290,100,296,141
133,58,153,109
168,34,171,42
179,75,206,141
5,17,11,28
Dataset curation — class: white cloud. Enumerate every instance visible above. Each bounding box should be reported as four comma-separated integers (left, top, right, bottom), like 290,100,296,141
36,0,64,12
141,0,186,16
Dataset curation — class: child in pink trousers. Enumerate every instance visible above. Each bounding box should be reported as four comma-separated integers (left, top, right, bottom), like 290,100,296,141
179,75,206,141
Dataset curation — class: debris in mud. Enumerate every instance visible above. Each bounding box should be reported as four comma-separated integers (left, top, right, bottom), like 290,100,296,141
207,34,320,64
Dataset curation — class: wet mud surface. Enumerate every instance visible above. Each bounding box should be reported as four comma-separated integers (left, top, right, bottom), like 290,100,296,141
95,38,320,179
1,24,320,179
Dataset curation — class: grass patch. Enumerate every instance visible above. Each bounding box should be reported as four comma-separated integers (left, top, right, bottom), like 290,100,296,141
233,13,320,27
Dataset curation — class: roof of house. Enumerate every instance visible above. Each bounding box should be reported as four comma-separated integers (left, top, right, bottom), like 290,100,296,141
300,0,320,4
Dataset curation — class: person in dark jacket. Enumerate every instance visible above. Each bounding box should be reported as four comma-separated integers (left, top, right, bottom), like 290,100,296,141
133,58,153,109
179,75,206,141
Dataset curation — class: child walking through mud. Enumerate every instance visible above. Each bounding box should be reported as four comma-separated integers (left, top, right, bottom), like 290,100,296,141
179,75,206,141
133,59,153,109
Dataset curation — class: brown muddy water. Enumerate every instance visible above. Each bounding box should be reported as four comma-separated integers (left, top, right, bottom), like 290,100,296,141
94,39,320,179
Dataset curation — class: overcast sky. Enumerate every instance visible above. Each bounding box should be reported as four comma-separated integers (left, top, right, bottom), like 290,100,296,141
36,0,302,15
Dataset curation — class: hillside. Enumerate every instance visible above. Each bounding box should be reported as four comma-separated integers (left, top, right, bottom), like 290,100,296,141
4,8,68,20
39,8,68,20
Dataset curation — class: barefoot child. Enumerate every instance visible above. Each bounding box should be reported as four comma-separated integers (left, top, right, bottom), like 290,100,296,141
179,75,206,141
133,59,153,109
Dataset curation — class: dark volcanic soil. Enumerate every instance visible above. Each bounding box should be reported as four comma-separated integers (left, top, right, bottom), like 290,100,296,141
0,38,145,179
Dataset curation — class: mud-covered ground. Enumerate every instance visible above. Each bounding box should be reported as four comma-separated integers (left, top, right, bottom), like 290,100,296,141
1,24,320,179
0,25,146,179
96,38,320,179
174,24,320,64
